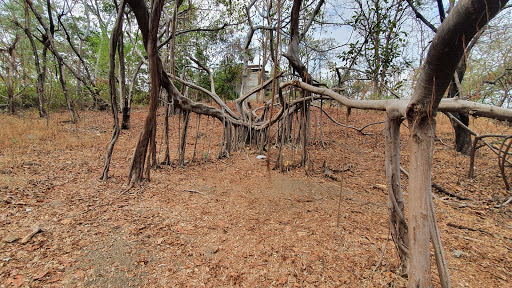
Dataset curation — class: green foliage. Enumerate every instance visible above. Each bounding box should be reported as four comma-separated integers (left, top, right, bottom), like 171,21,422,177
339,0,410,98
214,60,243,101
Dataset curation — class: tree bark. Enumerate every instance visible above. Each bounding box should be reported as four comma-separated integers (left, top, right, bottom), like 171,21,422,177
405,1,508,286
23,3,46,118
384,115,408,273
178,110,190,167
447,57,472,155
5,38,18,114
127,0,165,185
407,117,435,287
118,32,130,130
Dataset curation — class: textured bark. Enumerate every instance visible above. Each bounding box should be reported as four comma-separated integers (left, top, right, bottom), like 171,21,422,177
407,117,435,288
384,116,408,273
405,1,508,286
284,0,308,81
127,0,165,185
447,59,472,155
118,32,130,130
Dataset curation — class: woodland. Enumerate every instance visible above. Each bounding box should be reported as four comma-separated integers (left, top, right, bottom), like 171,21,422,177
1,0,512,287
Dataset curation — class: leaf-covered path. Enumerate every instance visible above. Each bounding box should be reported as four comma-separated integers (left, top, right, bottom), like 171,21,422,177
0,108,510,287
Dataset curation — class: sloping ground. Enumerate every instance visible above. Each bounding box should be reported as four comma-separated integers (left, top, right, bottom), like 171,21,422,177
0,107,510,287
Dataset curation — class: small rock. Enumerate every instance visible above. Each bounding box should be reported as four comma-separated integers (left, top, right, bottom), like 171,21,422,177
453,250,464,258
27,134,36,140
3,234,19,243
256,155,266,159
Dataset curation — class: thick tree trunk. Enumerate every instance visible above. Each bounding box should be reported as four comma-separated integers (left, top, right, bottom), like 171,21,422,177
127,0,164,185
407,117,435,287
405,1,507,286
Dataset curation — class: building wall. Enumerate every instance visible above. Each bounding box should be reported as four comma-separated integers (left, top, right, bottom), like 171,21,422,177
242,65,268,102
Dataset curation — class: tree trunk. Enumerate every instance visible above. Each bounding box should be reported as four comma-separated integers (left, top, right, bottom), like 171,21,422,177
384,116,408,273
118,32,130,130
452,112,471,154
24,2,46,118
101,0,125,181
407,117,435,287
163,97,171,165
178,110,191,167
192,114,201,161
447,60,472,155
57,58,77,123
7,47,15,114
127,0,164,185
405,1,507,286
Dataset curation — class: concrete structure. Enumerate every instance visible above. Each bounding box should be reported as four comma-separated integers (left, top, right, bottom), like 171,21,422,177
242,64,269,102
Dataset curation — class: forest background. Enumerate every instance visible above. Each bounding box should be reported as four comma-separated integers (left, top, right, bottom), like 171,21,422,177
1,0,512,287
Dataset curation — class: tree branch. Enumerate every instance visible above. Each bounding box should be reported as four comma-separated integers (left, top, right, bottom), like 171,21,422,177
405,0,438,33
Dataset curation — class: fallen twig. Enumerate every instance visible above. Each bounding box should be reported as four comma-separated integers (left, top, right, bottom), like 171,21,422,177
184,189,209,196
219,159,240,169
447,222,493,236
21,227,43,244
431,183,471,201
400,167,472,201
495,196,512,208
322,161,351,181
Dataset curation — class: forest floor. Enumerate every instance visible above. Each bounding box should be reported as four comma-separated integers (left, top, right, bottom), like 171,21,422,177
0,105,511,287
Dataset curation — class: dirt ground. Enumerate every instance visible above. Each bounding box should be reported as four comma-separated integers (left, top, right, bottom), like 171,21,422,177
0,106,511,287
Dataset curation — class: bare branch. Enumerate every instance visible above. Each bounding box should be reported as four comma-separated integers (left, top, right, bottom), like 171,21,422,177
300,0,325,41
405,0,438,33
